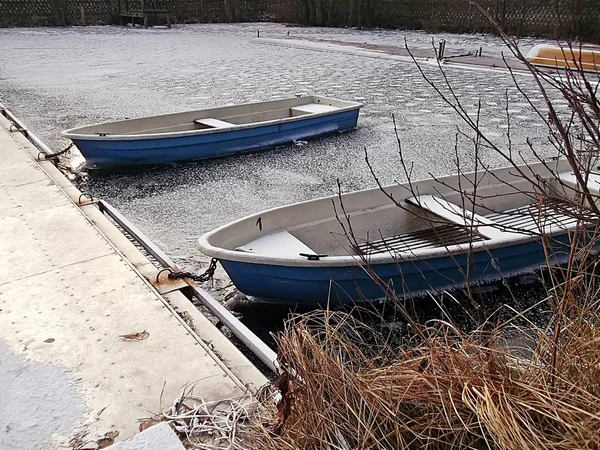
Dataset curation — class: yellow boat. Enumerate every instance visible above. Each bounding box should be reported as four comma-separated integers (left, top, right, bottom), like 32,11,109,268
525,44,600,73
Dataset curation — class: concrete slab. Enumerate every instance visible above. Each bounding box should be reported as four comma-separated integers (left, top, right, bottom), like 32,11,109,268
0,177,62,218
0,114,265,448
163,291,268,392
0,340,87,450
0,130,37,164
0,206,114,284
110,423,184,450
0,158,48,187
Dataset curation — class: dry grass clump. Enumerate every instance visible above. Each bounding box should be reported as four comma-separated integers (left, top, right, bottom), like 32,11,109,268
257,264,600,449
144,383,273,449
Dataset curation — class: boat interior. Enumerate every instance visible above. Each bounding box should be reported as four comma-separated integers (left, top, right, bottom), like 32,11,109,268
233,168,600,260
354,200,581,256
64,96,359,137
191,102,340,130
237,196,582,259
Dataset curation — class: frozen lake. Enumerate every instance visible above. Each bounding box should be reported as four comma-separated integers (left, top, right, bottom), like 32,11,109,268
0,23,559,304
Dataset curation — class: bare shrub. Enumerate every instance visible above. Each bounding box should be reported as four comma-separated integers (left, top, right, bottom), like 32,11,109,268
254,4,600,449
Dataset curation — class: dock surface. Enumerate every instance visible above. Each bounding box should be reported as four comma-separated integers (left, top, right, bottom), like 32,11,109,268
0,113,266,449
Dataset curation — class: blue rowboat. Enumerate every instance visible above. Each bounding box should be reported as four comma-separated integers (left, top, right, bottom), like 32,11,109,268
61,96,362,169
198,159,599,305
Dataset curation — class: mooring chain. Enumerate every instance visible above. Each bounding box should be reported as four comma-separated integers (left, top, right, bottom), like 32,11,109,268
52,142,74,157
167,258,218,283
39,142,74,161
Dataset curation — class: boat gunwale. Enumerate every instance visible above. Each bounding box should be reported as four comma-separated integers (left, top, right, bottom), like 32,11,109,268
526,43,600,57
525,43,600,73
197,171,580,268
61,96,363,141
198,216,572,269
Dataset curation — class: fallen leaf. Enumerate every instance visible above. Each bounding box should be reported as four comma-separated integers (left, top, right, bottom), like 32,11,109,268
177,311,196,331
44,338,55,343
68,436,84,448
97,430,119,449
119,331,149,341
105,430,119,440
138,419,158,432
97,439,111,449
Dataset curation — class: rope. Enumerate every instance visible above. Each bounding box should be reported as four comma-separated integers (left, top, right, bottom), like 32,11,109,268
167,258,218,283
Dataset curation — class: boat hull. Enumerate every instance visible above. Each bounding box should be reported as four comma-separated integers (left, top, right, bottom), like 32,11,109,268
525,44,600,73
72,109,360,168
218,234,572,305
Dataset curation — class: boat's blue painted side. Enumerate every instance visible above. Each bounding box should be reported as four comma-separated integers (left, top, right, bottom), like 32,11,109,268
218,234,573,305
74,109,359,168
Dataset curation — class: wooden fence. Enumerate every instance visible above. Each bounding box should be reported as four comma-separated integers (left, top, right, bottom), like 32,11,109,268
1,0,598,41
284,0,600,40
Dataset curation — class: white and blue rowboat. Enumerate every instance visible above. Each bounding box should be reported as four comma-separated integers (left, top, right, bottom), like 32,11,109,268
198,159,599,305
62,96,362,168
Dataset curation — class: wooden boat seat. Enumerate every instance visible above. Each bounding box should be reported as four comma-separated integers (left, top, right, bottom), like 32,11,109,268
290,103,339,115
405,195,512,240
194,118,235,129
235,231,315,258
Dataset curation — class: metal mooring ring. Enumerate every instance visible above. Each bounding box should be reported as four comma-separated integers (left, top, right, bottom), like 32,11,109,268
156,268,173,284
78,193,90,204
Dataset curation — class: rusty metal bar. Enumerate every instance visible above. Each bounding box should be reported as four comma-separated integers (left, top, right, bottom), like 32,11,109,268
98,199,176,267
97,199,280,374
0,102,55,155
189,284,280,374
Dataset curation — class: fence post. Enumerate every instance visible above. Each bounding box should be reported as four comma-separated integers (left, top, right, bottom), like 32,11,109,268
348,0,355,26
573,0,581,39
224,0,232,22
467,1,472,29
141,0,148,28
49,0,65,25
233,0,240,21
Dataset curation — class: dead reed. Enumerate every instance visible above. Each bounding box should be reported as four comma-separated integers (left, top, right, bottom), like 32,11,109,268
256,253,600,449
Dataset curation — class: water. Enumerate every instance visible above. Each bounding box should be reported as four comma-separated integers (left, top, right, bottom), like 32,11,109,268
0,23,562,352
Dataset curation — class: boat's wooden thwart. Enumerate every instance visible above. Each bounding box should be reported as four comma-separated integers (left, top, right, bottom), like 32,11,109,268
198,159,600,305
525,44,600,72
62,95,362,169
